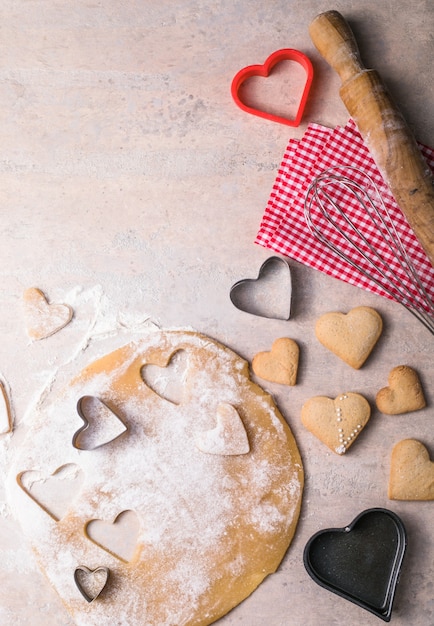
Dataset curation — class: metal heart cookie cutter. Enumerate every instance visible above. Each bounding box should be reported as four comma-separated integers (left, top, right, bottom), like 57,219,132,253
303,508,407,622
231,48,313,126
230,256,292,320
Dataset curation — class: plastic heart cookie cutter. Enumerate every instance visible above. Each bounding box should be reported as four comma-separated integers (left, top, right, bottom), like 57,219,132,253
231,48,313,126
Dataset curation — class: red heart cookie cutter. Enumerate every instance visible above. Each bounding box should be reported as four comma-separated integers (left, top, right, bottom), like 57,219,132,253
231,48,313,127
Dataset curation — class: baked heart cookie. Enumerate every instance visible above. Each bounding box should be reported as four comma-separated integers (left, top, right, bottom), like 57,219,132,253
301,392,371,455
252,337,299,386
376,365,426,415
23,287,73,340
389,439,434,500
315,306,383,369
7,329,303,626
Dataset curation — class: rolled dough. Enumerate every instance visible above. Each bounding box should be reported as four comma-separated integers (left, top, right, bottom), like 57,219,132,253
8,329,303,625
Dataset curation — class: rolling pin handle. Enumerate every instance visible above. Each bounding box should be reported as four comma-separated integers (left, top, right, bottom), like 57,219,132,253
309,10,365,83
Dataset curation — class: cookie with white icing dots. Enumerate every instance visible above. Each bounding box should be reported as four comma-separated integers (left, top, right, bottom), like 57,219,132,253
301,392,371,455
7,329,303,626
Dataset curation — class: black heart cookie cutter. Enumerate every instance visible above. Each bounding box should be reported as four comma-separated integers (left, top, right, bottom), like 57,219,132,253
303,508,407,622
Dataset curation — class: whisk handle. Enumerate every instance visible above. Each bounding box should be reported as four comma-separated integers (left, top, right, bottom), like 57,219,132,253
308,10,365,82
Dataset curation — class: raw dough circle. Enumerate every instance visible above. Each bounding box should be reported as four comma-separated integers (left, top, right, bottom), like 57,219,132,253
8,330,303,625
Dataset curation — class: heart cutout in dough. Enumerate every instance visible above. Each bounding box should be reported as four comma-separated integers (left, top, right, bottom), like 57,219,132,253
23,287,73,340
74,566,110,603
141,349,188,404
85,510,140,563
17,463,84,521
73,396,128,450
230,257,292,320
194,403,250,455
304,508,407,622
376,365,426,415
252,337,299,386
389,439,434,500
315,306,383,369
231,48,313,127
301,392,370,455
0,380,13,435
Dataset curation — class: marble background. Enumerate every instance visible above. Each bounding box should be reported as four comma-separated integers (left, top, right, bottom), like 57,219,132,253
1,1,433,624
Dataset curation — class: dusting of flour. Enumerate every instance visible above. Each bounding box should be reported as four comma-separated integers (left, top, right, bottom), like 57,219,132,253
7,329,303,626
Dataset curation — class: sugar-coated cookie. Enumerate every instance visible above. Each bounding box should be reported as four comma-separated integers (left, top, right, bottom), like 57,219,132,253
389,439,434,500
252,337,299,386
376,365,426,415
315,306,383,369
301,392,371,455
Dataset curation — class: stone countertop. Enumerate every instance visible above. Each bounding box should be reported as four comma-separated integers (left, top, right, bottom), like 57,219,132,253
0,1,433,625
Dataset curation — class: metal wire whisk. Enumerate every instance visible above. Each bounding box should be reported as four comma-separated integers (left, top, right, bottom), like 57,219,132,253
304,166,434,335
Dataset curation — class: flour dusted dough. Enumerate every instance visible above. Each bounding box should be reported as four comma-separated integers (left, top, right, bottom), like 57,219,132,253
23,287,73,340
7,330,303,626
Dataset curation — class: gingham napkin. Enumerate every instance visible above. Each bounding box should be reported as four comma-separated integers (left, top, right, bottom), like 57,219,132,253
255,119,434,310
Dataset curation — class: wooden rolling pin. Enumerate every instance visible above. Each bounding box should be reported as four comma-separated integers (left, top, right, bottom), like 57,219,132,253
309,10,434,268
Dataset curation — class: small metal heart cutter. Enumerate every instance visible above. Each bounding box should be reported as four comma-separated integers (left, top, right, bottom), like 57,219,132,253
231,48,313,126
230,256,292,320
74,566,110,603
73,396,128,451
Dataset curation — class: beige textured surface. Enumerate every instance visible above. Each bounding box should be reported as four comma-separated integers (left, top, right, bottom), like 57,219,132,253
0,1,433,625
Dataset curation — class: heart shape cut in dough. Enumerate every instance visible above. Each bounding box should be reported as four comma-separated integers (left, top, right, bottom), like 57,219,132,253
376,365,426,415
74,566,110,603
141,349,188,404
252,337,299,386
85,510,140,563
315,306,383,369
304,508,407,622
301,392,370,455
0,380,13,435
230,257,292,320
389,439,434,500
231,48,313,127
23,287,73,340
194,403,250,456
73,396,128,450
17,463,84,521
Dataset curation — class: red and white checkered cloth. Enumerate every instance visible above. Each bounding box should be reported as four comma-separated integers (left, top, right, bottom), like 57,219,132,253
255,119,434,311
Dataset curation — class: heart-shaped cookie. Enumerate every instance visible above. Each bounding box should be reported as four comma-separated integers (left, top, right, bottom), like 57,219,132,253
230,256,292,320
304,508,407,622
85,510,141,563
23,287,73,340
376,365,426,415
301,392,370,455
194,403,250,455
231,48,313,127
389,439,434,500
315,306,383,369
252,337,299,386
73,396,128,450
74,566,110,603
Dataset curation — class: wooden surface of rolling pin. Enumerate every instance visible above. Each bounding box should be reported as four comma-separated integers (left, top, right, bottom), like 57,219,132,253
309,10,434,268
